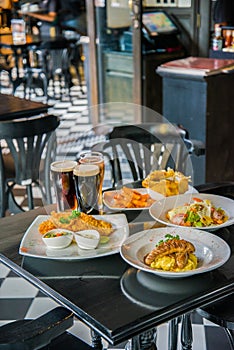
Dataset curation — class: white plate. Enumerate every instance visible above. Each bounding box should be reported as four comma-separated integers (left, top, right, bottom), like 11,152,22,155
19,214,129,261
103,188,154,211
120,227,231,278
148,185,198,201
149,193,234,231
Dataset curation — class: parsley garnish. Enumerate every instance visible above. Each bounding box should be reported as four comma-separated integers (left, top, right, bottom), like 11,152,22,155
59,218,70,224
59,210,80,224
69,210,80,218
157,234,180,246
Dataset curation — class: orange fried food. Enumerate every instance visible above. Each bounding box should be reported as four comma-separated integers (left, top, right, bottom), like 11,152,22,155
49,211,113,236
38,220,56,234
113,187,154,208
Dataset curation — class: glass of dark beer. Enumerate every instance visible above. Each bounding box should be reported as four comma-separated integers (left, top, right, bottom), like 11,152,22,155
50,160,78,212
73,164,101,214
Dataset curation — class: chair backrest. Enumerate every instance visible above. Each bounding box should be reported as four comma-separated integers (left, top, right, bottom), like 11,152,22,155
0,114,60,186
92,123,193,189
39,39,72,75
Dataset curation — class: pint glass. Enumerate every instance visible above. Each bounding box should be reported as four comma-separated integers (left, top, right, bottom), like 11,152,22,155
50,160,78,212
78,151,104,212
73,164,101,214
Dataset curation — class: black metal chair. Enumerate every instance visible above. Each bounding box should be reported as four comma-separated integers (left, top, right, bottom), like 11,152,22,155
0,305,94,350
62,28,85,94
0,52,14,93
197,294,234,350
0,114,60,217
0,253,95,350
91,123,193,189
25,38,73,101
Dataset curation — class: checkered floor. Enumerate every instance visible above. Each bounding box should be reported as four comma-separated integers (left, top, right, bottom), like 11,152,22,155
0,75,232,349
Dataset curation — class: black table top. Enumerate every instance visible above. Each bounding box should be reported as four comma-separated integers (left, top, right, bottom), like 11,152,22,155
0,94,49,121
0,186,233,346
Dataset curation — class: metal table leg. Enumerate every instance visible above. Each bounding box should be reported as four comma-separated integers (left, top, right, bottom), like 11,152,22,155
181,313,193,350
168,317,180,350
90,329,103,349
125,328,157,350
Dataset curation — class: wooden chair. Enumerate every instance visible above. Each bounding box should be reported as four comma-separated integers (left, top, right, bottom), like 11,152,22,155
92,123,193,189
0,114,60,217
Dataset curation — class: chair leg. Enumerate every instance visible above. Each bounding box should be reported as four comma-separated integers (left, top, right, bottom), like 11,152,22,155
224,328,234,350
0,160,7,217
7,185,25,214
25,71,33,99
0,185,7,217
26,184,34,210
168,317,179,350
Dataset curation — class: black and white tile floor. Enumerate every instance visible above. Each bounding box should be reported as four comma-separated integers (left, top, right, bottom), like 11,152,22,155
0,77,232,349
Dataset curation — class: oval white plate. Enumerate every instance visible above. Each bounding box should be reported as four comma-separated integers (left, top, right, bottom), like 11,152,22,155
120,227,231,278
103,188,154,211
149,193,234,231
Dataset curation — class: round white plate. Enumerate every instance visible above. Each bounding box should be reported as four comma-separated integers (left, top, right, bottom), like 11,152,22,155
149,193,234,231
147,184,198,201
120,227,231,278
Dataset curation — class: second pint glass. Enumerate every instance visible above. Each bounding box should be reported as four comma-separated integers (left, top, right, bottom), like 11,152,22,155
78,151,104,212
73,164,101,214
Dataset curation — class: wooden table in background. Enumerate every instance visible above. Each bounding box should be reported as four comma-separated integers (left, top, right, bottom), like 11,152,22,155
0,93,49,121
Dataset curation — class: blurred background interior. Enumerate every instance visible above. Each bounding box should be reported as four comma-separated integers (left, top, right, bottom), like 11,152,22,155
1,0,233,189
0,1,234,349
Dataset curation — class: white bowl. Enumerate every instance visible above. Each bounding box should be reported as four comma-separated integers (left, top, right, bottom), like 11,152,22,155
74,230,100,250
42,229,73,249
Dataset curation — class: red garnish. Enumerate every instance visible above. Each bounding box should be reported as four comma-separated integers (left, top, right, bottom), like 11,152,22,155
192,197,203,202
20,247,28,253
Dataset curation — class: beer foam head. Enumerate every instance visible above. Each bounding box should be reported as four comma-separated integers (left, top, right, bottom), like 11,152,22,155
51,160,78,172
73,164,100,177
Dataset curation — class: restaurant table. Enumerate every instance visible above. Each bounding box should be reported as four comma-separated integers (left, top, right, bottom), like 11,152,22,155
0,188,234,349
0,93,49,121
